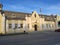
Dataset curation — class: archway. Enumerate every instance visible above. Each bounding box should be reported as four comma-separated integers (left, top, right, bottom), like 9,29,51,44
34,25,37,31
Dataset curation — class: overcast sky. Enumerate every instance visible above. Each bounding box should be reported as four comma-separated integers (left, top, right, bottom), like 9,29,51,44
0,0,60,15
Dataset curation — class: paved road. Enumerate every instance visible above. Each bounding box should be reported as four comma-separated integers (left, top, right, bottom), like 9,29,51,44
0,31,60,45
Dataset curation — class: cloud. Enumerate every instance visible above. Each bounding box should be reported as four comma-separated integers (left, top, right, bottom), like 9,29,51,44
41,3,60,15
47,3,60,11
3,2,60,15
3,4,33,13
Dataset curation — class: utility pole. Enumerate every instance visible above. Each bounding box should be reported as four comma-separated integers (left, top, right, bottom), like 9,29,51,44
40,8,42,14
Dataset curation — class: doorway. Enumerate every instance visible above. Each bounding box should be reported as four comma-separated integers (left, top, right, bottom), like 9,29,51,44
34,25,37,31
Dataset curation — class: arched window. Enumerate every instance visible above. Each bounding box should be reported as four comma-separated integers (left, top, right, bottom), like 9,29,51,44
35,14,36,17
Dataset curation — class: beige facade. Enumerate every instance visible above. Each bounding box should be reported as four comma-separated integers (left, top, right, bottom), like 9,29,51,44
0,4,60,34
0,4,5,34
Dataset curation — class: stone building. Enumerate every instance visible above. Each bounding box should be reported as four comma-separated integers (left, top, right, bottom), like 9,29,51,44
0,4,60,34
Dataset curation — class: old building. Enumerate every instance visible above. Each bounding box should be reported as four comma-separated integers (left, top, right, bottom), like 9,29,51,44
0,4,60,34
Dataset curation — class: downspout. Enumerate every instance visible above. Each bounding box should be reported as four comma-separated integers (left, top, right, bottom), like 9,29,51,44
5,16,6,34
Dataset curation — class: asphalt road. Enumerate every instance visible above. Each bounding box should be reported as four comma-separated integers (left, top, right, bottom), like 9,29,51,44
0,31,60,45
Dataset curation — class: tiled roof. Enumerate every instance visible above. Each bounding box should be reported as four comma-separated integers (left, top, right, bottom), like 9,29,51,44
4,10,31,20
3,10,56,21
39,14,56,21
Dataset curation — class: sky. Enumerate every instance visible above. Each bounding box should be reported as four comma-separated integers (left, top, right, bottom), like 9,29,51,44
0,0,60,15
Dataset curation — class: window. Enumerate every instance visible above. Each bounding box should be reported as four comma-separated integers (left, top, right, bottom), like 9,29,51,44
20,24,23,28
46,24,48,28
9,24,12,29
46,24,51,28
51,24,54,27
49,24,51,28
42,24,44,28
15,24,17,29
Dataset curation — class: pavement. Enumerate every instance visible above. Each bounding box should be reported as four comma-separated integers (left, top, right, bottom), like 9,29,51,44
0,31,60,45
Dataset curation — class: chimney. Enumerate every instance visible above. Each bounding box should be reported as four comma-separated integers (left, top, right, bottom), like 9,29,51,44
0,4,3,11
0,4,4,14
